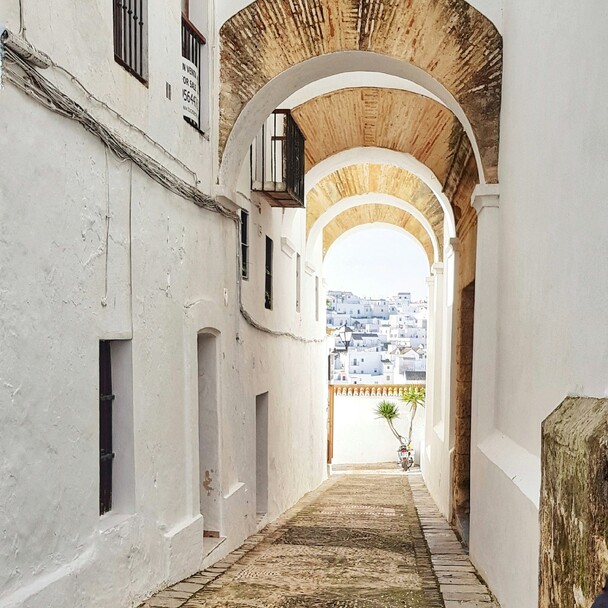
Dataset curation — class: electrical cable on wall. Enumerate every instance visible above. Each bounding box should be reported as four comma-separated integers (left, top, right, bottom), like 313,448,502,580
2,34,324,344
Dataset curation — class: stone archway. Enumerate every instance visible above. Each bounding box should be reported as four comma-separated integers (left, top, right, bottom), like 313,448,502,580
219,0,502,184
306,163,446,258
323,205,435,265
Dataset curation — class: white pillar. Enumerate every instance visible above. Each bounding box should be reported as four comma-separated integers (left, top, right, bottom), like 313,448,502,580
430,263,445,434
445,237,460,456
470,184,500,447
422,274,436,472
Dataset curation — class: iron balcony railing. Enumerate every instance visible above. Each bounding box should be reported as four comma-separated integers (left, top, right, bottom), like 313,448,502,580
181,15,206,130
251,110,305,208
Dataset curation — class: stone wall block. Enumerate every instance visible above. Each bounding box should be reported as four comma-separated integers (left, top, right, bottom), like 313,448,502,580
539,396,608,608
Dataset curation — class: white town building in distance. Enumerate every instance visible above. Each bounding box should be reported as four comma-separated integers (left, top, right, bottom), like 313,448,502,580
327,291,427,385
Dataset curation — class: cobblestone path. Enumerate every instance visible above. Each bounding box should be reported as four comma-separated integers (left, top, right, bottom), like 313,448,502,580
141,471,499,608
145,474,443,608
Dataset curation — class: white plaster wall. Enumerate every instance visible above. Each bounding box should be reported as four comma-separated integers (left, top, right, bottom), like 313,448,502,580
1,0,217,193
332,395,425,465
468,2,608,607
0,38,326,608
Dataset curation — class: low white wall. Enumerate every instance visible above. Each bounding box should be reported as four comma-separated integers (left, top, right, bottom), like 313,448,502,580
332,395,425,465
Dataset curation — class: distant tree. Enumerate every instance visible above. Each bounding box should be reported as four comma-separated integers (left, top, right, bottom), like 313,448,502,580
400,385,426,440
374,400,404,443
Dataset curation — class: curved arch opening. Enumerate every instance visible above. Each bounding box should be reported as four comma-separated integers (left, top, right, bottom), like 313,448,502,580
324,223,430,278
308,194,440,265
306,149,457,240
281,73,444,109
220,52,486,189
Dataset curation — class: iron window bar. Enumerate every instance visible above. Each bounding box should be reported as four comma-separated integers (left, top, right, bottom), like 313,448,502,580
113,0,148,84
99,341,115,515
181,15,206,130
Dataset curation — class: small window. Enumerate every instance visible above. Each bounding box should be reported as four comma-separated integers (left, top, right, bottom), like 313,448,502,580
113,0,148,83
99,340,134,517
265,236,273,310
99,341,115,515
240,210,249,280
181,7,206,130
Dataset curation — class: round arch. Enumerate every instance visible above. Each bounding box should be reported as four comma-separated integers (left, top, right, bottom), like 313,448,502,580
219,0,502,186
324,222,431,275
305,148,457,239
306,164,445,258
307,194,440,265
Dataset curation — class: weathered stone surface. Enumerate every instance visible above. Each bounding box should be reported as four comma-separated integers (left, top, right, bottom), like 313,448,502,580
540,396,608,607
141,471,501,608
219,0,502,183
292,87,470,185
307,163,445,260
452,280,475,539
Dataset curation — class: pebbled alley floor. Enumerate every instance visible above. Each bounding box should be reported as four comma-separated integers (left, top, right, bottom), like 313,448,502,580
140,468,499,608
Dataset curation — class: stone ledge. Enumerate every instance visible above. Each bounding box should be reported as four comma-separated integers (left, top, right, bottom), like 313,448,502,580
408,472,501,607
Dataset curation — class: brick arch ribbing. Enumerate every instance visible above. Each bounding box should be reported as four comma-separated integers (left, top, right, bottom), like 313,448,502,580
219,0,502,183
306,164,445,258
323,204,435,265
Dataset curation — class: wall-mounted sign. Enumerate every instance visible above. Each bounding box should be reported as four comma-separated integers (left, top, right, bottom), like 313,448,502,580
182,58,199,127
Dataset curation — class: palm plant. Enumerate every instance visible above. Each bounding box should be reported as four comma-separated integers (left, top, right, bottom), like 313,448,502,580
374,400,404,443
400,385,426,441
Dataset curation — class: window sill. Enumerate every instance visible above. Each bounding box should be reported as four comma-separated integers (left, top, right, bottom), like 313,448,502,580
184,118,209,140
98,511,136,533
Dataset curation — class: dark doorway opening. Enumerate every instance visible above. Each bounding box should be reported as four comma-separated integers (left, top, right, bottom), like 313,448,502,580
452,281,475,545
255,392,269,516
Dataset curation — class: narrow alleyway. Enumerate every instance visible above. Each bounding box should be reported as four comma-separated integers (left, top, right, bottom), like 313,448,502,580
141,470,498,608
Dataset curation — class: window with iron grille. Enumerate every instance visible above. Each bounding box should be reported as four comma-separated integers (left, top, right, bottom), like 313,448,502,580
113,0,148,83
99,341,115,515
265,237,273,310
181,12,206,130
241,210,249,280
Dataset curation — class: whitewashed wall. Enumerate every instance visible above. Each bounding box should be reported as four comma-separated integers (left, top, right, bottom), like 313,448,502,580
0,2,327,607
468,3,608,608
332,395,425,465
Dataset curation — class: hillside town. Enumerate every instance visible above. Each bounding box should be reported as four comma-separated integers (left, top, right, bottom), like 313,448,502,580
327,291,427,385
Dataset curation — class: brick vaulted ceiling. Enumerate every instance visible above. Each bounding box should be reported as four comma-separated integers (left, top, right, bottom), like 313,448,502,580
323,204,435,264
292,87,470,184
219,0,502,183
307,164,445,258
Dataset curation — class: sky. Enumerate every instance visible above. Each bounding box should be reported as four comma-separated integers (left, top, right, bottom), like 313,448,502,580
323,227,430,300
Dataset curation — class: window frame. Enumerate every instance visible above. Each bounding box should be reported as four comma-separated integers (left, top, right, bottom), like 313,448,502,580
181,11,207,131
240,210,249,280
265,236,273,310
99,341,115,515
112,0,149,84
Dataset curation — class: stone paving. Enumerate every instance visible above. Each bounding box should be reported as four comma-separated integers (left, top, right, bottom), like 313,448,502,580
140,468,499,608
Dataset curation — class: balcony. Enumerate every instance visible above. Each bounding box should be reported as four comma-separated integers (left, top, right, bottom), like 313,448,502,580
250,110,305,208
